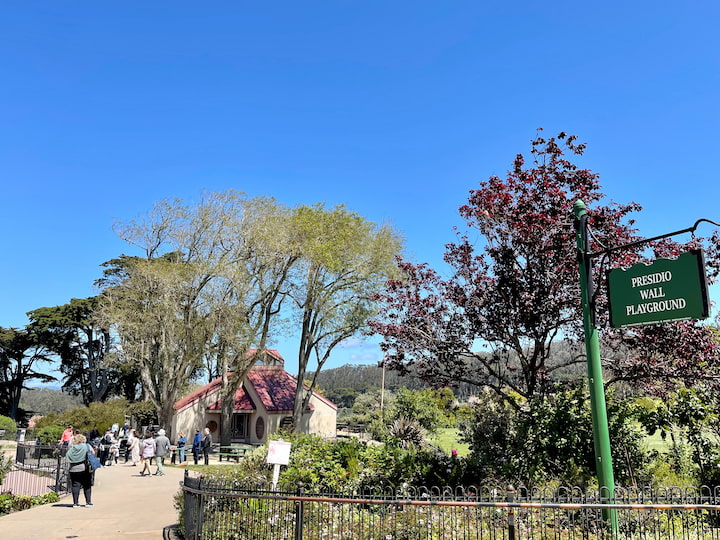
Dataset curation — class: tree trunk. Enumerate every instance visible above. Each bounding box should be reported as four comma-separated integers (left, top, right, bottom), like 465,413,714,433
8,375,23,421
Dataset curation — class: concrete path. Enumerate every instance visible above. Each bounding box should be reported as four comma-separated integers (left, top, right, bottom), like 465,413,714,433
0,461,187,539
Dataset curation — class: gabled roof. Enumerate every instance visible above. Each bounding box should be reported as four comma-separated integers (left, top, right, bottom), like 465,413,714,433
206,386,257,411
174,377,223,412
247,366,301,412
173,351,337,413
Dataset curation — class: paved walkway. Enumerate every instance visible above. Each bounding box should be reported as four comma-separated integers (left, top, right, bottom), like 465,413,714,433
0,461,187,539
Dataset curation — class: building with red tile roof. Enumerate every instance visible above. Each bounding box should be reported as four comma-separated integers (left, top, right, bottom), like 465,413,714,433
171,349,337,444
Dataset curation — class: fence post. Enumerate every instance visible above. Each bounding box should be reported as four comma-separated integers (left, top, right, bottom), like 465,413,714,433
183,471,194,540
55,454,63,493
294,483,305,540
507,485,516,540
195,476,204,540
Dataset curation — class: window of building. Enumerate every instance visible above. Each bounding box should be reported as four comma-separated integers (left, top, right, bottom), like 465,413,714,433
232,414,248,439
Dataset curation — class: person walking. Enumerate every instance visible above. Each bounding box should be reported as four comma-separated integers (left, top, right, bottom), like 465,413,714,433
191,429,202,465
65,434,95,508
99,429,115,466
139,431,156,477
59,425,73,447
201,427,212,466
127,429,141,466
176,431,187,464
154,429,171,476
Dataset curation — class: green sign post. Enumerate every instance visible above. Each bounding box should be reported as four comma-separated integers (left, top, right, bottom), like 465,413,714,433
608,250,710,328
573,201,618,534
574,202,716,537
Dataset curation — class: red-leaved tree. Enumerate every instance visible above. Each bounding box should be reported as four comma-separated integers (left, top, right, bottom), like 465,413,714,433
369,131,720,408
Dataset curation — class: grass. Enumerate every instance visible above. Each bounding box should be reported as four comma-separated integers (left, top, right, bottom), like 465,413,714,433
430,427,470,457
644,428,671,452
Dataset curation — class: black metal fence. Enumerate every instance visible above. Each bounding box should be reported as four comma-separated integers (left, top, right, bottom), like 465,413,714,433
0,443,69,496
180,473,720,540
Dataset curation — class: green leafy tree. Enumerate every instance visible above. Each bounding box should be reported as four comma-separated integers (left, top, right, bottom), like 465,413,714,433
390,388,449,435
97,192,295,439
33,424,65,445
127,400,158,428
0,415,17,439
0,327,55,421
27,297,120,405
287,204,403,431
0,453,12,485
639,386,720,487
98,191,403,443
97,252,206,431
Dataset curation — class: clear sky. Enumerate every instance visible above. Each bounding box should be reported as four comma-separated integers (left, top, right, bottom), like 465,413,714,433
2,2,719,375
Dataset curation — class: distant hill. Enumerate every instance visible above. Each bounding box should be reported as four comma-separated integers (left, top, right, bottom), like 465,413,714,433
315,364,480,408
19,387,84,417
315,340,589,408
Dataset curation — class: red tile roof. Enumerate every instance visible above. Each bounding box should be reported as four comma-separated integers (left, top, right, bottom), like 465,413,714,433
206,387,256,411
247,366,300,411
173,351,337,413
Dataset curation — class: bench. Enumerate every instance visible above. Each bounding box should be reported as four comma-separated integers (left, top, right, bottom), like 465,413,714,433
218,445,249,462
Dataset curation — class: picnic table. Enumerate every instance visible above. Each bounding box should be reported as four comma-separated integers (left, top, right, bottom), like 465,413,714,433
218,444,253,462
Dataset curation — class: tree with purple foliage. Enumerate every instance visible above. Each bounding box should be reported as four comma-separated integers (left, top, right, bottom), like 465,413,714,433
369,130,720,409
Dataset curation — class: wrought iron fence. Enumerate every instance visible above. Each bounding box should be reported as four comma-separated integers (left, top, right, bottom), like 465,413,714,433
180,473,720,540
0,443,69,496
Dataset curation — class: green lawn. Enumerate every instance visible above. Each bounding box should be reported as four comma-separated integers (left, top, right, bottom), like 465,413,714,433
430,428,470,456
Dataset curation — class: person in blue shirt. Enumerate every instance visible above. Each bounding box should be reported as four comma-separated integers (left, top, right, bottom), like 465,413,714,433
191,429,202,465
176,431,187,463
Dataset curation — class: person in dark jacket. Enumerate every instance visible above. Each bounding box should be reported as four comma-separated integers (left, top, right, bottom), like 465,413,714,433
191,429,202,465
201,427,212,465
99,429,115,466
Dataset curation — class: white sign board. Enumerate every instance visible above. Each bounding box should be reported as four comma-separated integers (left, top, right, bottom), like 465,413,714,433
266,440,291,465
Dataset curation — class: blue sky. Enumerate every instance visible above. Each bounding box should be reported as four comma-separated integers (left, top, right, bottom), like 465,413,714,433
2,2,719,376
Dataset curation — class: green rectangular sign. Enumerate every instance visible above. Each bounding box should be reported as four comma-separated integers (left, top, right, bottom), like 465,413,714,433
608,249,710,328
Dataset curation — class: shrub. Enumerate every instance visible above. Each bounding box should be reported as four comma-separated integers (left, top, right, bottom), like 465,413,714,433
390,388,451,434
0,415,17,439
0,492,60,516
34,425,65,445
459,384,649,487
34,398,129,434
0,454,12,485
388,416,427,448
0,494,12,515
